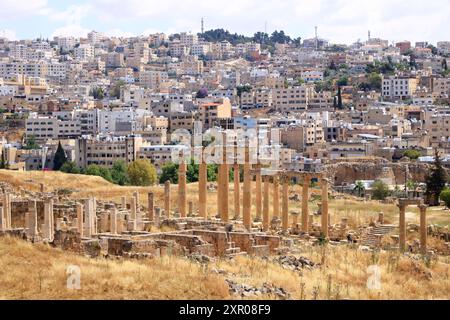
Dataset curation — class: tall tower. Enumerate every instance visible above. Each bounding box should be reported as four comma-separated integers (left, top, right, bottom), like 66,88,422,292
368,30,371,41
315,26,318,50
201,17,204,34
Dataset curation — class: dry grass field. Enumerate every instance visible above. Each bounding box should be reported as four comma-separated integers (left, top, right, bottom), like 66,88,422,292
0,236,448,300
1,170,448,228
0,170,449,300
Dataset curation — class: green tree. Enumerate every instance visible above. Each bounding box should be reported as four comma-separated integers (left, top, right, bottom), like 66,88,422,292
60,161,81,174
406,180,418,198
86,164,102,176
403,149,421,160
336,76,348,87
207,164,219,182
372,180,390,200
90,87,104,100
0,150,6,169
53,142,68,171
425,149,448,206
337,86,343,109
24,135,39,150
111,160,129,186
440,189,450,208
159,162,179,184
128,159,157,186
187,160,199,183
99,167,113,183
353,181,365,197
110,80,125,99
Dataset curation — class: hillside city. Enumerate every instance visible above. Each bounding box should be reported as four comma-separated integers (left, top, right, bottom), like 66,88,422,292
1,30,450,180
0,27,449,302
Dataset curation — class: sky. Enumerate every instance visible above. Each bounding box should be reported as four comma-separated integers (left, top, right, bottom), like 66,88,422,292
0,0,449,44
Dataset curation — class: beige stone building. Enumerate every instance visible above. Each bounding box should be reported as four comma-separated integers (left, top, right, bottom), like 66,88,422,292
433,77,450,97
75,135,143,168
198,98,232,130
272,86,312,113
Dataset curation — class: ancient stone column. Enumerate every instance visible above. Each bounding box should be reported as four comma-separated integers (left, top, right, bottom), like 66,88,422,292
100,212,109,233
309,214,314,231
55,218,63,231
76,203,84,237
164,181,171,218
272,175,280,219
321,178,329,238
43,199,54,242
233,164,240,220
178,161,187,218
398,204,406,252
133,191,140,209
40,183,45,193
121,196,127,210
0,207,5,231
419,205,427,254
148,192,154,221
263,176,270,231
282,177,289,232
199,160,208,219
219,133,229,223
255,165,262,222
110,208,118,235
242,147,252,230
84,198,96,237
188,201,194,216
130,196,138,230
3,193,11,229
27,200,38,240
301,177,309,233
219,163,229,222
378,212,384,225
154,207,161,227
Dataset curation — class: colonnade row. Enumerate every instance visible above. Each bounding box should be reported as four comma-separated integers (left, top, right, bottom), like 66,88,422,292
167,158,330,236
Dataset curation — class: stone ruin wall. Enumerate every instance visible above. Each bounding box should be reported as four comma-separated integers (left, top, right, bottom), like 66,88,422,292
324,160,449,185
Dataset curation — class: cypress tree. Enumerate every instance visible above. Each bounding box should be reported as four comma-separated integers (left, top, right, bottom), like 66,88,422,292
53,142,68,171
337,86,343,109
0,150,6,169
425,149,448,206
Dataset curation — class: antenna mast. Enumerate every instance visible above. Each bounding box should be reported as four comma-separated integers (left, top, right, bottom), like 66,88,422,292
315,26,318,50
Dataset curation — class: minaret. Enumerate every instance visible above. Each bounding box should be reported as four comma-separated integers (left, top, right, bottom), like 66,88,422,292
201,18,204,34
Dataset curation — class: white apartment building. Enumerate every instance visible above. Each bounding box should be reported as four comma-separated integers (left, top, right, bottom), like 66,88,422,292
180,32,198,47
382,76,418,100
191,43,211,56
74,44,95,62
437,41,450,55
139,70,169,89
87,31,106,45
75,135,143,168
120,85,145,106
57,37,77,52
0,83,18,96
138,145,187,172
169,41,190,57
300,70,324,83
433,77,450,96
26,114,81,140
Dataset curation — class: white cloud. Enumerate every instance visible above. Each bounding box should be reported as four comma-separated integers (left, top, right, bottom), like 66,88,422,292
3,0,450,43
0,29,17,40
52,25,90,38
